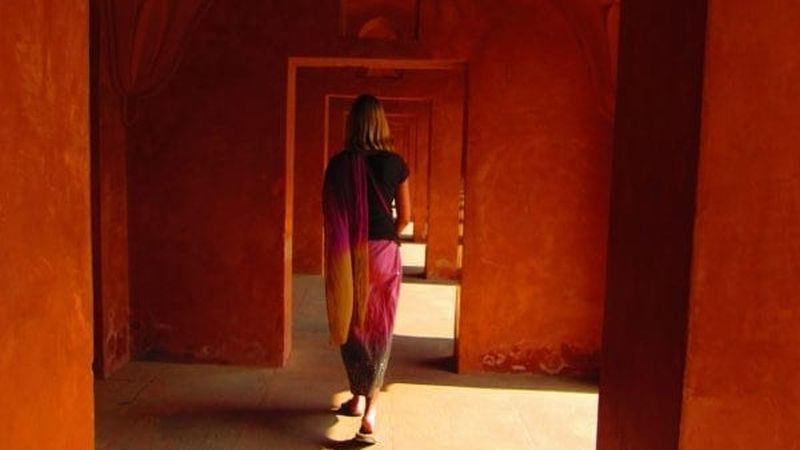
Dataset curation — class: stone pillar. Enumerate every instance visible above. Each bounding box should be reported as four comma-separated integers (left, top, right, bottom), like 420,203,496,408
424,73,464,280
680,0,800,448
457,4,614,375
0,1,94,448
598,1,800,449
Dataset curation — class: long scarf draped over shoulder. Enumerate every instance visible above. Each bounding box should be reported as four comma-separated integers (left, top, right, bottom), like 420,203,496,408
323,151,370,346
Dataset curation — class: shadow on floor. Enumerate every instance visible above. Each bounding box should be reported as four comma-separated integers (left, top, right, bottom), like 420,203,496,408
148,405,335,441
401,264,426,277
319,437,379,449
401,271,460,286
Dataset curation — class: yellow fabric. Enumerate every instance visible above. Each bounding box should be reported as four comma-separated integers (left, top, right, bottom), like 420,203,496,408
325,243,369,346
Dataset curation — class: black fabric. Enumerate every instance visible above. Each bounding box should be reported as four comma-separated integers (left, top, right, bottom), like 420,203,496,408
362,150,409,241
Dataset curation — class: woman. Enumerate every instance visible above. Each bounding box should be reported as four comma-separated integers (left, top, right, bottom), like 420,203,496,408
322,94,411,444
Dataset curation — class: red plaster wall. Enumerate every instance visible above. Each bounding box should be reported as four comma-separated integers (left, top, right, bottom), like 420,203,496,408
424,72,463,280
292,74,328,274
125,2,291,365
457,1,615,375
92,5,131,378
341,0,420,40
680,0,800,448
597,1,708,448
0,1,94,448
408,108,431,243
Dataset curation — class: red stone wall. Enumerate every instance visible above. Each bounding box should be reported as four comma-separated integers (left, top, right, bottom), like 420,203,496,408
424,71,464,280
456,1,615,374
126,3,292,365
0,1,94,448
292,75,328,274
680,0,800,448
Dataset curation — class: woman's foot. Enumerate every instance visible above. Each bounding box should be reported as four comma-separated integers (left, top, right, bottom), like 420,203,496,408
360,394,378,434
356,414,376,445
335,395,365,416
359,419,374,435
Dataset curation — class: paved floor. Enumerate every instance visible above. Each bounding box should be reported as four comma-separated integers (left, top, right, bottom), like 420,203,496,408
95,249,598,449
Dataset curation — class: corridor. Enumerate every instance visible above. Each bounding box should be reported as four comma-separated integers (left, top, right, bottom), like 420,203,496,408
95,249,598,450
7,1,797,449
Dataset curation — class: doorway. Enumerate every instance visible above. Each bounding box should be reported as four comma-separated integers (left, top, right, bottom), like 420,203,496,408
287,57,467,365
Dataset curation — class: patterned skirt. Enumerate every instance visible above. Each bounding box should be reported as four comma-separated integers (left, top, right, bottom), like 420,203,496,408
340,240,402,396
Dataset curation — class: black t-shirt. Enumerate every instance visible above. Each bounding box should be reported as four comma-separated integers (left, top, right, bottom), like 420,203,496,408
363,150,409,240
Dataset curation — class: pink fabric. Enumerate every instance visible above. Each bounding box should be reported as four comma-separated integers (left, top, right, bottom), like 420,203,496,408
350,240,402,352
339,240,401,395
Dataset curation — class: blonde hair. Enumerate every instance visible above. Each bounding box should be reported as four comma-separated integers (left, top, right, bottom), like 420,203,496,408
345,94,394,152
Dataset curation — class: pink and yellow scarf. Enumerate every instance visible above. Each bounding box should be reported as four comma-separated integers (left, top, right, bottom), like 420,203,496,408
323,151,370,345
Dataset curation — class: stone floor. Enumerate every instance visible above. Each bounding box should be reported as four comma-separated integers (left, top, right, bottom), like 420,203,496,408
95,247,598,450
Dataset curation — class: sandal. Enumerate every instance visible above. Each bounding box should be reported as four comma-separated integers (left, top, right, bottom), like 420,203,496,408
354,431,377,445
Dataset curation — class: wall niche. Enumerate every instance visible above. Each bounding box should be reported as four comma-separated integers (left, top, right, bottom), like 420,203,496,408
340,0,420,41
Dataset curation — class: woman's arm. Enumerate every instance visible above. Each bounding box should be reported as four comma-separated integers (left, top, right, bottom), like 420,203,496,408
394,179,412,237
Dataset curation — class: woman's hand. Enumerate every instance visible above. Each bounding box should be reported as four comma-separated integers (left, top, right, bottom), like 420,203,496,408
394,180,411,236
